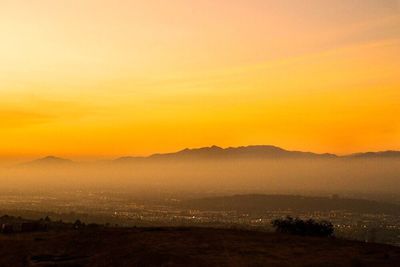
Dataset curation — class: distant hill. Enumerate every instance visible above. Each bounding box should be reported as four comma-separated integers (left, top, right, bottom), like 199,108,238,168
346,151,400,159
182,194,400,215
21,156,74,167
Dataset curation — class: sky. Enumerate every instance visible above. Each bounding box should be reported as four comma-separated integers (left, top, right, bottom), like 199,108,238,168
0,0,399,159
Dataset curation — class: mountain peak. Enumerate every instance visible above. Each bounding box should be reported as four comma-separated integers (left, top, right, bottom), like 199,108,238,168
114,145,399,163
22,156,74,167
42,155,63,160
348,151,400,158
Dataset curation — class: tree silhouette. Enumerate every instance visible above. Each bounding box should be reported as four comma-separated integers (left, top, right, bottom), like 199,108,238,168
272,216,334,237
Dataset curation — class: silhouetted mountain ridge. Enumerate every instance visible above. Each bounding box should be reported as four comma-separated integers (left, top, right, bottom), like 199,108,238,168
347,151,400,158
115,145,338,162
20,146,400,165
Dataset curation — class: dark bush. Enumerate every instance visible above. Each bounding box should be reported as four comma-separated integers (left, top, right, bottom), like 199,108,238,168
271,216,334,237
73,219,85,229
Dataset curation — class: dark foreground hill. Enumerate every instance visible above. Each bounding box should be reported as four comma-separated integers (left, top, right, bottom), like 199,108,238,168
0,227,399,267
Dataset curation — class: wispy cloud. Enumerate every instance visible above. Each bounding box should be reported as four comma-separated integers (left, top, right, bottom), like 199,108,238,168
0,109,51,128
0,96,98,129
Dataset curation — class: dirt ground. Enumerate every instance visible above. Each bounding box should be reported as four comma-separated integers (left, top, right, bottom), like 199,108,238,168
0,227,399,267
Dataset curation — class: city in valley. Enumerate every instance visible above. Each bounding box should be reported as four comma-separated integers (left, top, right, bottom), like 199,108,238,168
1,189,400,247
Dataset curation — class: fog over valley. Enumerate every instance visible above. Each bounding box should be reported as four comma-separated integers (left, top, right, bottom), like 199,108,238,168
1,146,399,198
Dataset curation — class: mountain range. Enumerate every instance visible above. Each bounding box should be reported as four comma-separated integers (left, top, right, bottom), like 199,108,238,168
20,145,400,166
114,145,400,163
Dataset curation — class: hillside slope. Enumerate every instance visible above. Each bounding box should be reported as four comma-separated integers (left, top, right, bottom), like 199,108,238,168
0,227,399,266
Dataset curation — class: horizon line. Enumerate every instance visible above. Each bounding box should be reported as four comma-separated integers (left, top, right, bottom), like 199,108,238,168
2,144,400,164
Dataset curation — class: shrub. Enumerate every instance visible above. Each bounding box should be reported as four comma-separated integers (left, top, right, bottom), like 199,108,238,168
271,216,334,237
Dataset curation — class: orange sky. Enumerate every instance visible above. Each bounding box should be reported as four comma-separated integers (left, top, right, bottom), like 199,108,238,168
0,0,399,159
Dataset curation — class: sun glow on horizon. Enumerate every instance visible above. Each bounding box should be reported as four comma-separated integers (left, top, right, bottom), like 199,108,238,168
1,0,399,159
